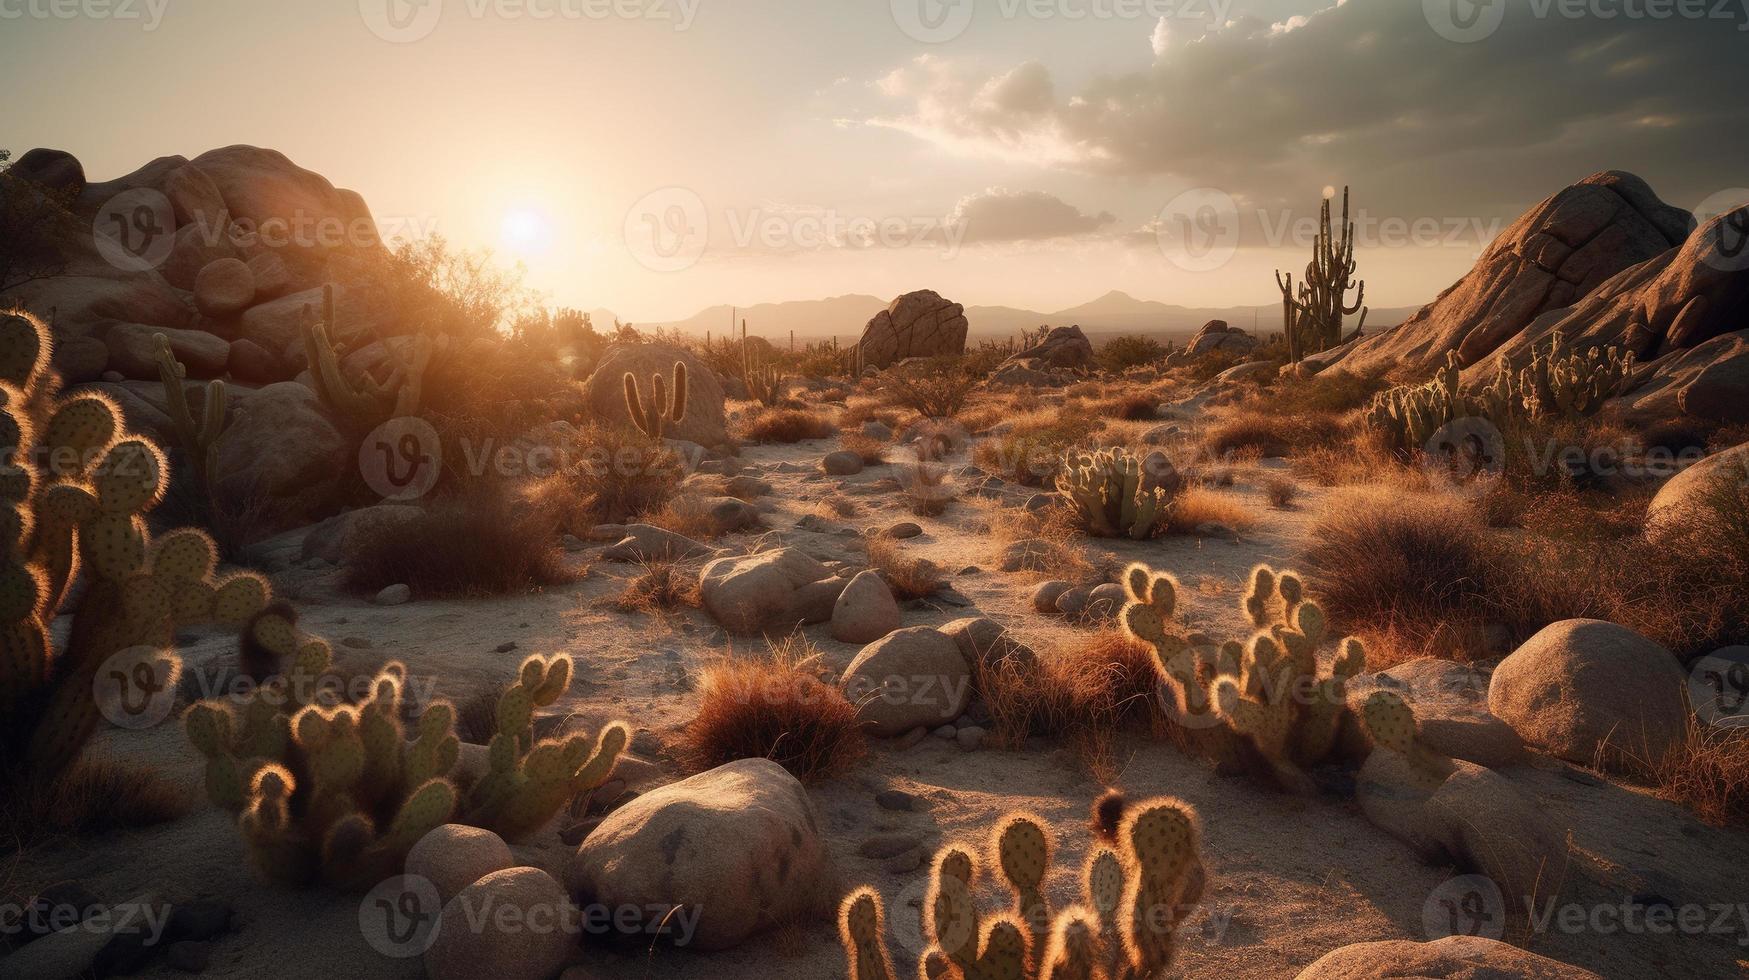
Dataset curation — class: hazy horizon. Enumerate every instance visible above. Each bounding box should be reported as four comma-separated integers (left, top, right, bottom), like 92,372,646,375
6,0,1743,323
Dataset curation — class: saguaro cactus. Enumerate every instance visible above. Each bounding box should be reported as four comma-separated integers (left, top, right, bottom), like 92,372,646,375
623,360,689,441
1276,186,1367,364
301,284,440,428
152,333,230,505
740,320,787,407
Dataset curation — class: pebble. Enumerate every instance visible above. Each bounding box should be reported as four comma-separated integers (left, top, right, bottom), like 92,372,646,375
956,726,987,751
494,641,518,653
882,848,925,875
931,725,958,740
373,583,411,606
886,522,923,539
339,636,372,649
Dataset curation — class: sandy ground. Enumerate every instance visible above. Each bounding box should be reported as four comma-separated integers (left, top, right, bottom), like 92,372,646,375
13,406,1749,980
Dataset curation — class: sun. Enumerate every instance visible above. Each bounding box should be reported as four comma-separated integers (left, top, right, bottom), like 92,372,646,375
499,207,552,255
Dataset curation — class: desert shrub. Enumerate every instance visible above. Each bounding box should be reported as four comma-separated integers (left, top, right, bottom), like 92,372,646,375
1657,721,1749,827
1204,411,1346,458
682,637,866,781
0,757,187,849
645,493,736,541
1163,487,1256,535
838,431,889,465
560,422,683,526
814,494,860,519
1098,392,1162,421
880,356,977,418
1096,335,1167,373
344,477,576,597
739,406,837,443
1251,365,1393,415
973,410,1100,487
864,536,945,599
1264,476,1298,509
613,561,700,613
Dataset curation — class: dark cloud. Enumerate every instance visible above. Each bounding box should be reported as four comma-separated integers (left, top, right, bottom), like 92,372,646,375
869,0,1749,219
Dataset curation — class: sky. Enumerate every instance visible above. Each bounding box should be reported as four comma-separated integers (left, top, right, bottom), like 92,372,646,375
3,0,1745,322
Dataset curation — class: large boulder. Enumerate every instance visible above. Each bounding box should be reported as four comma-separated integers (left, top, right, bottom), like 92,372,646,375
1295,936,1602,980
193,256,255,316
188,145,381,254
856,290,968,369
1618,329,1749,427
2,274,192,337
939,615,1037,673
1006,325,1094,371
300,504,426,566
7,148,86,193
699,548,833,635
830,569,900,644
238,283,389,354
841,626,972,736
101,323,229,380
582,343,728,447
1187,320,1260,356
1337,172,1692,378
566,758,836,951
1488,619,1689,773
214,382,349,533
1645,442,1749,542
425,868,573,980
405,824,516,904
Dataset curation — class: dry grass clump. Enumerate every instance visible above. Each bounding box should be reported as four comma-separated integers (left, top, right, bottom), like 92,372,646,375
1163,486,1257,535
1656,721,1749,827
1249,366,1393,415
969,498,1095,583
562,422,684,526
1264,476,1298,509
973,410,1100,487
840,397,904,431
644,493,731,541
838,431,889,465
882,356,979,418
864,536,946,600
814,494,860,519
739,406,838,443
1204,411,1346,459
345,477,576,597
900,457,955,517
682,636,866,781
0,757,188,848
612,561,700,613
1094,391,1162,421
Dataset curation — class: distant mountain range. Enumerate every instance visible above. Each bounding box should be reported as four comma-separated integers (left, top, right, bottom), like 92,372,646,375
618,291,1423,345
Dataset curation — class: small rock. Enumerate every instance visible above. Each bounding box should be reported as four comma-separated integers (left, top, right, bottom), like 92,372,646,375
373,583,411,606
494,641,518,654
1031,580,1072,614
894,726,929,750
339,636,372,649
1086,582,1127,621
822,451,864,476
882,848,925,875
405,825,516,904
932,725,958,739
831,570,901,644
885,521,923,539
858,833,924,860
425,869,572,980
959,566,981,576
956,726,987,751
1054,587,1092,618
629,728,663,757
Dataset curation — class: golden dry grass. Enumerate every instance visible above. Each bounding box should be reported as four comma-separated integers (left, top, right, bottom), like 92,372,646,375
1164,486,1257,535
838,431,889,465
739,406,838,443
345,478,577,598
682,637,867,781
1656,720,1749,827
1,757,188,849
611,561,701,613
863,536,946,600
968,497,1095,583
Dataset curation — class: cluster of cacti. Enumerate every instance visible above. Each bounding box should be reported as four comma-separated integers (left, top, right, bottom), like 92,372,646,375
1276,187,1368,364
623,360,688,441
187,641,628,886
152,332,230,504
1055,448,1180,540
1518,329,1637,421
1356,690,1454,794
1363,352,1527,455
461,652,629,840
839,795,1205,980
1122,562,1365,795
301,283,441,429
0,310,272,785
739,320,787,406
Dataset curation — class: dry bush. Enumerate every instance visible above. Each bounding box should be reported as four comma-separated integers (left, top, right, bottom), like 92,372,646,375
1164,487,1256,535
840,397,903,430
739,406,838,443
682,636,866,781
1249,366,1393,415
900,458,955,517
1098,392,1162,421
838,431,889,465
1656,721,1749,827
1095,335,1168,373
612,561,700,613
561,422,683,526
1204,411,1345,459
645,493,731,541
345,477,577,597
881,357,978,418
814,494,860,519
863,535,946,600
974,410,1100,487
969,498,1095,583
1264,476,1298,509
1,757,187,848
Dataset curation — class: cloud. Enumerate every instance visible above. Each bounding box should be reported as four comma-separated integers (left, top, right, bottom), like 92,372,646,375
944,188,1117,242
865,0,1749,216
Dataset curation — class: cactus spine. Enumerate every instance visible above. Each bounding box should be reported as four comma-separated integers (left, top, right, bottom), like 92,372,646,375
623,360,689,441
839,795,1204,980
1056,448,1180,540
1276,186,1367,364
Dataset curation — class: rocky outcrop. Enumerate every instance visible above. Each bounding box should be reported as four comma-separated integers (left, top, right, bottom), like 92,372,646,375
856,290,968,369
1295,937,1602,979
582,343,729,447
1186,319,1260,356
994,325,1095,385
1334,172,1693,378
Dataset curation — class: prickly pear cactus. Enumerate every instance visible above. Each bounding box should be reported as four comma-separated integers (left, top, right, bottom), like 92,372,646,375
1357,690,1454,793
1518,329,1637,421
840,794,1205,980
1056,448,1179,540
461,652,630,841
0,310,273,786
